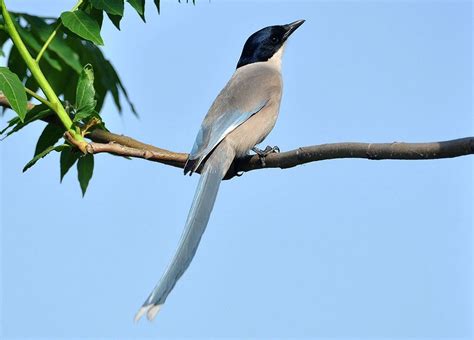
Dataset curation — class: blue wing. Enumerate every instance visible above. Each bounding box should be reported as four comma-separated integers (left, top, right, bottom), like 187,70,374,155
185,101,267,174
183,63,280,174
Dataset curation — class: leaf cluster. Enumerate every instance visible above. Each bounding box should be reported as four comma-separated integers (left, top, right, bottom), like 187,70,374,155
0,0,190,194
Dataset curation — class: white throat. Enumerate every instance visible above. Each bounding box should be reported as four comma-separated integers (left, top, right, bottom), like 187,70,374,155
266,43,286,70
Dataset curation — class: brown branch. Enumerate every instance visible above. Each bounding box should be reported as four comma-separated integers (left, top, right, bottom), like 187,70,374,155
81,131,474,179
2,95,474,179
64,130,188,169
235,138,474,172
87,129,188,168
0,94,35,110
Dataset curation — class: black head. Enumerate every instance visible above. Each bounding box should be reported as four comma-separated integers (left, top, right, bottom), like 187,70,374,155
236,19,305,69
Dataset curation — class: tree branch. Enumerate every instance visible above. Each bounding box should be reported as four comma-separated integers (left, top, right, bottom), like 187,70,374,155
65,130,188,169
80,132,474,179
2,94,473,179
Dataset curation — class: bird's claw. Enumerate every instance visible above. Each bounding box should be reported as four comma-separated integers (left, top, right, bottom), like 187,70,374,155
252,145,280,167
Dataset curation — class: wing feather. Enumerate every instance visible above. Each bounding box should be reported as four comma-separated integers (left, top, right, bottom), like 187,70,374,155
184,64,279,174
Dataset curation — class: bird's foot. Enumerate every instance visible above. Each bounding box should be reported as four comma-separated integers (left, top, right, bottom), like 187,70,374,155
252,145,280,167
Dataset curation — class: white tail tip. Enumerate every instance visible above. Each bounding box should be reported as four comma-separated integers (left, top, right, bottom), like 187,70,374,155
134,304,162,323
147,304,162,320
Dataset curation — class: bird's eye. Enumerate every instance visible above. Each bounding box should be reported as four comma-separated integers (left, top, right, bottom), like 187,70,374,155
271,36,279,44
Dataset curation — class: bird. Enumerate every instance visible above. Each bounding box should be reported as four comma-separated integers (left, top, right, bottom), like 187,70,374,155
135,19,305,322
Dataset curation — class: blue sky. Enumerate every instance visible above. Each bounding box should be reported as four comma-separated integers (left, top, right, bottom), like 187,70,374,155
1,0,472,338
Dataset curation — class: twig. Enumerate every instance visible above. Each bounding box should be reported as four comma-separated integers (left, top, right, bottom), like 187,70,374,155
35,21,61,63
24,87,55,110
0,93,35,110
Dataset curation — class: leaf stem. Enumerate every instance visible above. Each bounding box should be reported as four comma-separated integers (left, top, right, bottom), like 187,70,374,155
0,0,87,152
24,87,55,110
35,21,61,62
35,0,84,63
71,0,84,11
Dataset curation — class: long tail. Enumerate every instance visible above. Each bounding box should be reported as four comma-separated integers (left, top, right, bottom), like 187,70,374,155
135,142,235,322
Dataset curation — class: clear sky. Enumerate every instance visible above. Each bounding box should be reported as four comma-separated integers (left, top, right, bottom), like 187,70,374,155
0,0,472,338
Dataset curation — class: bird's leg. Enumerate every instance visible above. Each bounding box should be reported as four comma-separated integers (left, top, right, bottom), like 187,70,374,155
252,145,280,167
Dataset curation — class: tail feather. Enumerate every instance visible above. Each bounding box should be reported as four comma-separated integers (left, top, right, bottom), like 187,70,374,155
136,142,235,321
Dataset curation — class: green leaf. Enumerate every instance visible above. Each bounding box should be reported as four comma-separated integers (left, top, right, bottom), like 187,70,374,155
65,38,136,116
48,36,83,74
153,0,161,14
0,67,28,121
60,10,104,45
77,154,94,196
88,0,124,30
7,46,27,82
34,123,64,156
0,104,52,138
23,144,69,172
64,38,105,110
0,29,9,47
33,59,77,107
73,110,96,123
127,0,145,21
60,147,80,182
90,0,124,16
0,116,20,137
105,69,122,113
75,64,96,116
107,13,122,30
24,74,40,99
116,72,137,116
0,29,10,57
86,6,104,28
104,60,138,116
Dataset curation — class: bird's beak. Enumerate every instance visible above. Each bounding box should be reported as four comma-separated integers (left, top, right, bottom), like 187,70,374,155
283,19,305,40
